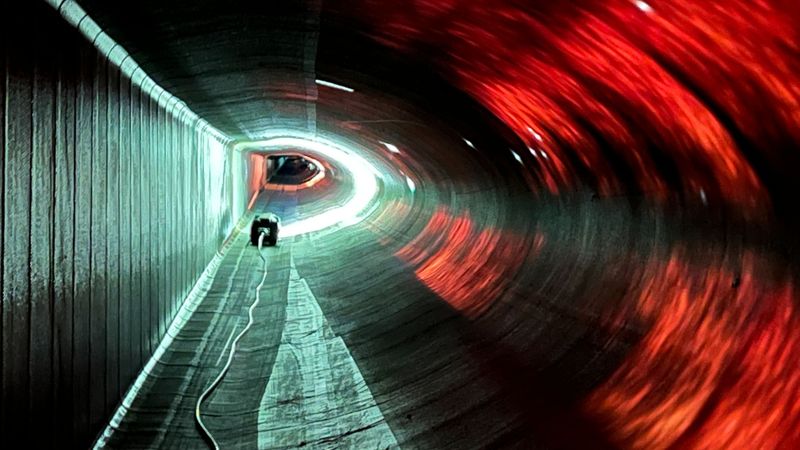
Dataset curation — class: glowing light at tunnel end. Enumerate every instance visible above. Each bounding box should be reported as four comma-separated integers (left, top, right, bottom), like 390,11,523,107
235,134,379,237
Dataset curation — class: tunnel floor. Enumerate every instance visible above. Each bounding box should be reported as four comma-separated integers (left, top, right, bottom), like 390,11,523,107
99,160,631,449
102,188,404,449
102,170,562,450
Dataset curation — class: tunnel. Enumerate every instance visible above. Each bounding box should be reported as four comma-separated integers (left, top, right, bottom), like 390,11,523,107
2,0,800,448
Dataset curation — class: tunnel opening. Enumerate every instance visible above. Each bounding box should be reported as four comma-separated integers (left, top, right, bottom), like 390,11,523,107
266,154,323,186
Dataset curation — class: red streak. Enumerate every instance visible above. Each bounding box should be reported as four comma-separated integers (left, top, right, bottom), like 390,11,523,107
396,207,533,316
585,251,800,449
339,0,800,213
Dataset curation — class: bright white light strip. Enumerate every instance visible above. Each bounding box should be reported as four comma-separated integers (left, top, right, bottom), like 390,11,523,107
527,127,543,142
635,0,653,13
381,141,401,154
541,149,549,159
315,79,355,93
528,146,539,157
239,136,379,237
406,176,416,193
463,138,476,149
510,150,523,165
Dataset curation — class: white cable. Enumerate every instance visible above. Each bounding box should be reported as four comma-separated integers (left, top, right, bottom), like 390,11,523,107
195,232,269,449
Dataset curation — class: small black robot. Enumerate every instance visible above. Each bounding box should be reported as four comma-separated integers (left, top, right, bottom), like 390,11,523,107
250,213,280,246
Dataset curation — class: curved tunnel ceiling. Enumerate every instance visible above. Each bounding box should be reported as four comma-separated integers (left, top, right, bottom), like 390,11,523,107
76,1,800,449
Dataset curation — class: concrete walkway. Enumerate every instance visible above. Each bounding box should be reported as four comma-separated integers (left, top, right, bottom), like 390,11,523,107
257,259,397,449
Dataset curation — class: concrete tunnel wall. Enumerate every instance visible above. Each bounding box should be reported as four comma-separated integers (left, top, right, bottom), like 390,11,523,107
0,2,245,447
232,151,268,212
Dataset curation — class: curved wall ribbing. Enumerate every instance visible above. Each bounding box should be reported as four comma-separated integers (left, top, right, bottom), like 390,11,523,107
1,2,235,447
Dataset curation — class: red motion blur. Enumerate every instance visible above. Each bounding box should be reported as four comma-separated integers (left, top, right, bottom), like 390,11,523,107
586,250,800,449
343,1,800,448
395,207,535,317
346,0,800,213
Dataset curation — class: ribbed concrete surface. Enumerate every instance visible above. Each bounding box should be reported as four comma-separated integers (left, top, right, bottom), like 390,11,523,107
102,225,291,448
99,176,400,449
77,0,322,140
1,3,233,447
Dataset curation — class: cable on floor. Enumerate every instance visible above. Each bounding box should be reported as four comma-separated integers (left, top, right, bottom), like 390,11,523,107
195,231,269,450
